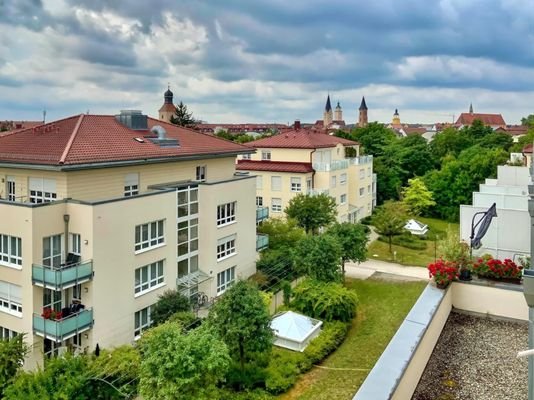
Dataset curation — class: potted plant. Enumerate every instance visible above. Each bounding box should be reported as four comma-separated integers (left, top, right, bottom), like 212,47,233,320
428,259,459,289
472,256,523,283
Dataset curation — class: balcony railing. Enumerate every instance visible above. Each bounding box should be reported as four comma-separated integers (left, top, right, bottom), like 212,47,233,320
348,155,373,165
256,234,269,251
313,159,349,172
33,308,93,342
307,188,330,197
32,260,93,290
256,206,269,222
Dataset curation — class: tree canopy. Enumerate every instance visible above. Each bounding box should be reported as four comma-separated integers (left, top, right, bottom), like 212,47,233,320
285,193,337,234
256,218,305,251
373,201,409,252
0,335,28,397
295,234,343,282
401,177,436,216
151,290,191,326
170,101,197,128
327,222,369,274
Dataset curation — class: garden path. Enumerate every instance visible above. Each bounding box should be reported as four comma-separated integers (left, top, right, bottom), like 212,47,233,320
345,259,429,281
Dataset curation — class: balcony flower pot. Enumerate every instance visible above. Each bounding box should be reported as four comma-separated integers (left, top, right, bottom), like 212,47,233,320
459,268,472,281
428,259,459,290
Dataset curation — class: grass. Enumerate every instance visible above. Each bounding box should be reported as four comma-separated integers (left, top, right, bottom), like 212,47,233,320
278,278,426,400
368,216,460,267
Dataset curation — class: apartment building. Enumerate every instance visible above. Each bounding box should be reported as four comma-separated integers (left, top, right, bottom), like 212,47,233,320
236,124,374,223
0,110,259,368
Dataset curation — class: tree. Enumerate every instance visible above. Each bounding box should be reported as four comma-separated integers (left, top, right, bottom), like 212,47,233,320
285,193,337,234
463,119,493,140
521,114,534,127
336,122,397,157
256,248,297,289
295,234,343,282
401,178,436,216
478,131,513,151
139,322,230,400
373,201,408,252
170,101,197,128
151,290,191,326
327,222,369,274
430,127,474,162
207,281,273,373
373,156,404,203
256,218,305,251
0,334,28,397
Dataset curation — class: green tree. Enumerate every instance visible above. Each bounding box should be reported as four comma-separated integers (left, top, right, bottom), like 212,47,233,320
478,132,513,151
401,177,436,216
170,101,197,128
511,128,534,152
521,114,534,127
151,290,191,326
430,127,474,162
207,281,273,372
256,218,305,251
139,323,230,400
463,119,493,140
285,193,337,234
256,248,297,289
373,201,408,252
396,135,436,181
296,234,343,282
0,334,28,397
373,155,404,203
339,122,397,157
327,222,369,274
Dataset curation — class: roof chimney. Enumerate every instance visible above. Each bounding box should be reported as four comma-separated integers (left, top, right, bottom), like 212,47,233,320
294,120,301,130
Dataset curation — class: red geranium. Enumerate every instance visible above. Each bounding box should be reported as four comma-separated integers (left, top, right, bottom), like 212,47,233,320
473,256,523,280
428,259,459,288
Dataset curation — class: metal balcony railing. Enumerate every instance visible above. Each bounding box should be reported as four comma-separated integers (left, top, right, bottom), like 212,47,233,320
256,206,269,222
32,260,93,290
256,234,269,251
33,308,93,342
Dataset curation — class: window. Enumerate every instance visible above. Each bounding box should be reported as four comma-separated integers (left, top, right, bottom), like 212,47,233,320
177,186,198,219
340,173,347,185
217,235,236,260
340,194,347,204
368,185,371,194
359,187,365,196
272,198,282,213
178,255,198,278
306,178,312,192
217,202,236,226
70,233,81,256
0,326,18,340
135,220,165,252
217,266,236,295
367,167,371,177
290,177,301,192
331,175,337,188
0,234,22,268
359,169,365,179
134,305,153,338
196,165,206,181
43,288,62,311
256,196,263,207
256,176,263,190
0,281,22,316
6,176,15,201
43,234,62,267
261,151,271,161
242,154,251,160
271,176,281,191
29,178,57,203
135,260,164,295
124,173,139,197
72,284,82,301
177,218,198,257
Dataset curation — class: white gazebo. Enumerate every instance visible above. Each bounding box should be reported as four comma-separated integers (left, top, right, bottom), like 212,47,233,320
404,219,429,236
270,311,323,352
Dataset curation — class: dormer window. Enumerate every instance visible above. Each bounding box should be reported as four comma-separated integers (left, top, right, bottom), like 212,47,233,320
196,165,206,182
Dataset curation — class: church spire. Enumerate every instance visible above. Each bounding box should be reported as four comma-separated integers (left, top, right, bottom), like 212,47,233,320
358,96,368,127
469,103,473,114
359,96,368,111
325,94,332,112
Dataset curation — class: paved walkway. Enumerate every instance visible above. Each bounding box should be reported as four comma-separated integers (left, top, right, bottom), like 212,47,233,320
345,259,429,281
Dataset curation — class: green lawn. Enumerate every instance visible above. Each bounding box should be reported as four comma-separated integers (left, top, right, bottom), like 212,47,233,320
368,217,460,267
278,278,427,400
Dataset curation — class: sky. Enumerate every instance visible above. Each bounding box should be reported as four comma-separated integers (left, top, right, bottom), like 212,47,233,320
1,0,534,125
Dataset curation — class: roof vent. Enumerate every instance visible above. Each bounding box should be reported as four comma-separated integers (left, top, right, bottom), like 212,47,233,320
148,125,179,148
115,110,148,130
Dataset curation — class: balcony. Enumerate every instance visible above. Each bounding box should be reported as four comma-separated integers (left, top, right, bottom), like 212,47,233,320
256,206,269,222
313,159,349,172
32,260,93,290
256,233,269,251
33,308,93,342
307,188,330,197
348,155,373,165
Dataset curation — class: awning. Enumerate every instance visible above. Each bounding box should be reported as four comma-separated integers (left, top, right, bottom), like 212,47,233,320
176,270,211,289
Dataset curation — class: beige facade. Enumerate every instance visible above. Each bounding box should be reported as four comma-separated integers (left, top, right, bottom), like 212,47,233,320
0,157,257,368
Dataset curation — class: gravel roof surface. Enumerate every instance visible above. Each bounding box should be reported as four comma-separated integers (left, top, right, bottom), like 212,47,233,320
412,311,528,400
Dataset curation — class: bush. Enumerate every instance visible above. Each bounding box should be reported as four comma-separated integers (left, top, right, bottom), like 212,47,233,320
291,280,358,322
377,233,427,250
151,290,191,325
225,362,267,391
303,321,350,365
265,349,310,394
167,311,200,331
359,215,373,225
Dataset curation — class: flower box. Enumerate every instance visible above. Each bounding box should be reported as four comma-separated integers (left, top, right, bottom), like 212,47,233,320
473,257,523,282
428,259,459,289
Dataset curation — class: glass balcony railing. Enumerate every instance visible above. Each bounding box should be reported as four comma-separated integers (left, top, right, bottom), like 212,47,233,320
32,260,93,290
256,234,269,251
33,308,93,342
313,159,349,172
348,155,373,165
256,206,269,222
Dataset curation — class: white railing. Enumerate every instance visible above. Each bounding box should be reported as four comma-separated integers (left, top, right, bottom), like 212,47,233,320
307,189,330,196
312,159,349,172
348,155,373,165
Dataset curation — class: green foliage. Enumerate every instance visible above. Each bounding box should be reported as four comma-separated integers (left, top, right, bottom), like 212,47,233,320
215,130,259,143
377,233,427,250
291,279,358,322
303,321,350,365
167,311,200,331
0,334,28,397
430,127,474,162
401,177,436,216
478,132,513,151
256,248,297,291
511,128,534,153
139,323,230,400
285,193,337,234
373,201,409,252
522,114,534,127
256,218,305,250
437,228,470,265
295,235,342,282
337,122,397,157
151,289,191,325
327,222,369,273
170,101,197,128
207,281,273,373
282,281,292,307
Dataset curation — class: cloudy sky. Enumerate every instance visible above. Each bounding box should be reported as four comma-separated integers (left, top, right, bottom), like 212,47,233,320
2,0,534,125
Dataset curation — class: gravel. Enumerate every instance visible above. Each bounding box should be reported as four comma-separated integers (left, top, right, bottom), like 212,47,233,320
412,311,528,400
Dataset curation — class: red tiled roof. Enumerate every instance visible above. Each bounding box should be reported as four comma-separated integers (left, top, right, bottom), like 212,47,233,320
455,113,506,126
245,129,358,149
523,144,533,153
0,114,251,167
236,160,313,173
404,127,427,135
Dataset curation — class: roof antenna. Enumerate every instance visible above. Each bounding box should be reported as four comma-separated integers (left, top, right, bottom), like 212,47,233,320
42,110,46,123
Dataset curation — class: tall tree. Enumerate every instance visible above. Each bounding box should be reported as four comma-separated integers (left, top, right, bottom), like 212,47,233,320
401,178,436,216
337,122,396,157
430,127,474,162
139,323,230,400
521,114,534,127
285,193,337,234
170,101,197,128
373,201,408,252
256,218,305,251
295,234,343,282
0,334,28,397
151,290,191,326
327,222,369,274
463,119,493,140
207,281,273,372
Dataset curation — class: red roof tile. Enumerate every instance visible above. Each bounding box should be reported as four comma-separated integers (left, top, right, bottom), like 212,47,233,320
455,113,506,126
0,114,251,167
523,144,532,153
236,160,313,173
245,128,358,149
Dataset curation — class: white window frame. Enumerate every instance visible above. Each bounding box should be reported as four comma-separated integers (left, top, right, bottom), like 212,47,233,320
340,173,347,185
0,326,18,340
70,233,81,256
217,235,236,261
290,177,302,192
0,234,22,269
134,305,153,339
340,194,347,204
195,165,207,182
124,173,139,197
0,281,22,317
359,169,365,179
359,187,365,197
217,266,236,295
6,176,15,202
256,175,263,190
242,154,251,160
256,196,263,207
271,176,282,191
217,202,236,226
261,150,271,161
135,220,165,253
135,260,165,296
43,234,62,268
271,198,282,213
29,178,57,204
331,175,337,188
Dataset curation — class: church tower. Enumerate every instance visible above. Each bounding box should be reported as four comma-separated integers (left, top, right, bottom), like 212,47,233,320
158,86,176,123
392,109,401,126
323,95,333,127
358,97,368,127
334,101,343,122
469,103,473,114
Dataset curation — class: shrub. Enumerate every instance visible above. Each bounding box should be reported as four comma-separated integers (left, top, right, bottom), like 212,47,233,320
167,311,200,331
151,290,191,325
473,257,523,280
291,280,358,322
377,233,427,250
359,215,373,225
265,349,310,394
282,281,292,307
303,321,350,365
